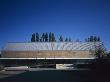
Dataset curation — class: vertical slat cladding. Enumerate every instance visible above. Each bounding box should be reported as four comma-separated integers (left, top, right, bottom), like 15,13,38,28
2,51,93,58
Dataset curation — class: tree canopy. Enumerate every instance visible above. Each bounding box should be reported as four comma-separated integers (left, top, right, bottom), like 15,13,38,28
31,33,102,43
31,32,72,42
31,33,35,42
85,36,101,42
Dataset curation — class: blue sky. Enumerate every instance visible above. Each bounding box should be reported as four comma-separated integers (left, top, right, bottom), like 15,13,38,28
0,0,110,51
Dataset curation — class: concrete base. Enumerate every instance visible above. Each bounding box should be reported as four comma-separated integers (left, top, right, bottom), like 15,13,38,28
56,64,74,69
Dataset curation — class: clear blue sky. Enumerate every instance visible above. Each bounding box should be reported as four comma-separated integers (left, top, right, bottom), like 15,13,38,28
0,0,110,51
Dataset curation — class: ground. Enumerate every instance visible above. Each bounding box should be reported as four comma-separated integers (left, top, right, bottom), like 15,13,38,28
0,68,110,82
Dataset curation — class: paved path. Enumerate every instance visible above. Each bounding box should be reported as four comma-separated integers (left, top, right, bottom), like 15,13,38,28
0,68,90,79
0,70,26,79
0,68,110,82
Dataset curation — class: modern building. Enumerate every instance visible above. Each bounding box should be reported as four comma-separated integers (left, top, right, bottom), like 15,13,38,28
1,42,106,58
0,42,106,69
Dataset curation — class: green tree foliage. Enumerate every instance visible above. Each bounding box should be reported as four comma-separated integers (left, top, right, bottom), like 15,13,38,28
90,36,94,42
95,45,105,58
42,33,45,42
94,36,97,42
49,32,55,42
97,36,100,42
69,37,71,42
31,32,73,42
65,38,68,42
51,33,55,42
107,52,110,58
31,33,35,42
59,35,63,42
49,32,52,42
45,32,48,42
85,36,101,42
36,32,39,42
40,37,43,42
87,38,90,42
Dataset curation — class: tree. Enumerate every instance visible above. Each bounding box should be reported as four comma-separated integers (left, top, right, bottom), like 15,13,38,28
69,37,71,42
94,45,105,58
36,32,39,42
85,36,101,42
45,32,48,42
87,38,90,42
94,36,97,42
65,38,68,42
107,52,110,58
90,36,94,42
97,36,100,42
42,33,45,42
40,37,43,42
51,33,55,42
49,32,52,42
31,33,35,42
59,35,63,42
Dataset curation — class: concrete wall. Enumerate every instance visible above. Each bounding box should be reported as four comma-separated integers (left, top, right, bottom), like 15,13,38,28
1,50,94,58
56,64,74,69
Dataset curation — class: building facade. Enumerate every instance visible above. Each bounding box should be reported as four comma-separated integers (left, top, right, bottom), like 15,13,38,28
1,42,105,58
